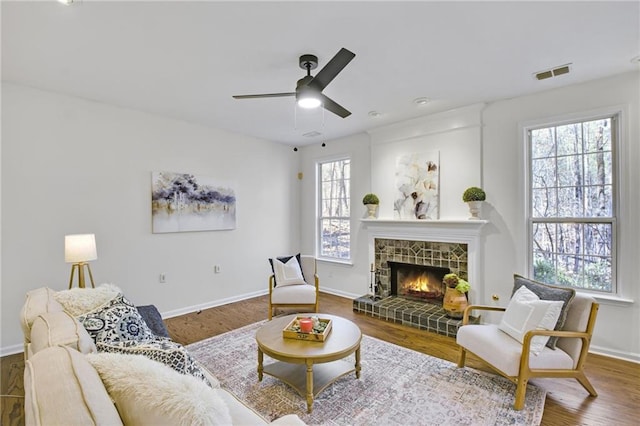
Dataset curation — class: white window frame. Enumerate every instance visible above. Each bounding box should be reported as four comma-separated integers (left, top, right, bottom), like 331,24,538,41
524,108,620,297
316,156,351,263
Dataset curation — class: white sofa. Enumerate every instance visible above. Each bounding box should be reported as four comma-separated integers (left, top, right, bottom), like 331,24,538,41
20,286,305,425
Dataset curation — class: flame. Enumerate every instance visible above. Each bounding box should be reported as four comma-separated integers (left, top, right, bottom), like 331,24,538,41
404,276,436,292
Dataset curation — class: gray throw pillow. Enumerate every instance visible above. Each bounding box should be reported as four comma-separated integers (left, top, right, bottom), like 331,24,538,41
512,274,576,349
136,305,171,338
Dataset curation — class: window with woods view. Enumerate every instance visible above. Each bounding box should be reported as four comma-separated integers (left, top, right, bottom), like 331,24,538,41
528,114,617,294
318,158,351,261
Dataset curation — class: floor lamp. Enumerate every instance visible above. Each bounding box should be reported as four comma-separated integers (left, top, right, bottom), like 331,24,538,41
65,234,97,289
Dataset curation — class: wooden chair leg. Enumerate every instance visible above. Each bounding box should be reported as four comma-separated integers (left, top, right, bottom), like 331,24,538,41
457,347,467,368
514,378,528,410
576,372,598,396
268,304,273,320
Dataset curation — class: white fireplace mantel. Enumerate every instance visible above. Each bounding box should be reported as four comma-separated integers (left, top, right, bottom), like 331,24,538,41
360,218,487,239
361,218,488,304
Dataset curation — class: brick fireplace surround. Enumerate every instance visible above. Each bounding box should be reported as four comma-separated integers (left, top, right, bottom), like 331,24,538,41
354,219,487,337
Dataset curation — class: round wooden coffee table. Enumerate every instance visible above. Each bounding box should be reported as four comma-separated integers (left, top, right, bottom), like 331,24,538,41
256,313,362,413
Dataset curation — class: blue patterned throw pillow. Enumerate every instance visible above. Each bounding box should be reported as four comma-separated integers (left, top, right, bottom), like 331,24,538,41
76,293,156,344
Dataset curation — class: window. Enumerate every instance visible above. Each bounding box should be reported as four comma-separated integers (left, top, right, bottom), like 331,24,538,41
318,158,351,261
528,114,617,293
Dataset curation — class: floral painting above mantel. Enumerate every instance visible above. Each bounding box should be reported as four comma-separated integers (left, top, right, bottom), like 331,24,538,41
151,171,236,233
394,152,439,220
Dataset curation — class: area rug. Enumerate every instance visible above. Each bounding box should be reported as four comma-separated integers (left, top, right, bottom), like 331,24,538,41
187,321,545,426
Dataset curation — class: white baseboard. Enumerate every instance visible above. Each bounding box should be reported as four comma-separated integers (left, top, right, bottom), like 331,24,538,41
318,287,361,299
0,343,24,357
161,289,269,319
589,345,640,364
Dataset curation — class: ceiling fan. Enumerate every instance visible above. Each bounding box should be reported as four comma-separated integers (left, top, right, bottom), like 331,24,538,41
232,48,356,118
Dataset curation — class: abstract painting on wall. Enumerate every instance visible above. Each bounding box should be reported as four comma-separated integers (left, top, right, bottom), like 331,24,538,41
394,152,439,220
151,171,236,233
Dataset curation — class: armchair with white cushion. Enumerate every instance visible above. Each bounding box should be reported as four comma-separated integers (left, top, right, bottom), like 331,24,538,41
268,255,319,320
456,277,599,410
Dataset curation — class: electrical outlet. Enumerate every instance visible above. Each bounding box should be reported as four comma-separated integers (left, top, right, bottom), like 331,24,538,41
159,273,166,283
214,265,221,274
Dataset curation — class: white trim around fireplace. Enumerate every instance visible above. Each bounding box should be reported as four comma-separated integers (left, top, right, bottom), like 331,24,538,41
361,219,488,304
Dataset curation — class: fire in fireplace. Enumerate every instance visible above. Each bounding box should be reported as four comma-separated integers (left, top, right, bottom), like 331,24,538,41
388,261,450,302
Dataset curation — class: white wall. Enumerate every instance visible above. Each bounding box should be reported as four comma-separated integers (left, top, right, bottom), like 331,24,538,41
482,72,639,361
3,72,637,361
1,83,300,354
299,72,639,362
368,103,484,220
299,133,372,298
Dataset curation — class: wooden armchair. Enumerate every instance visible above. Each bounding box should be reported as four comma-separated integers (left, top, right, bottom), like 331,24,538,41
268,255,319,320
456,292,599,410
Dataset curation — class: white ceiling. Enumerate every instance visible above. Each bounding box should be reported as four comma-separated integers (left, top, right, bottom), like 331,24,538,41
2,1,639,146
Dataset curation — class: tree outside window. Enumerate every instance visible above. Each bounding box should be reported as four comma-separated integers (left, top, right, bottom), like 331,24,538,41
528,115,616,293
318,158,350,260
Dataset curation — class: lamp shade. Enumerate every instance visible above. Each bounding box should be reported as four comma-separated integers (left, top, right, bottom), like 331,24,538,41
65,234,97,263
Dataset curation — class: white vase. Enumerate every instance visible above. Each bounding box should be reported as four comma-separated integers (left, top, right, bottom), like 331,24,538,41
365,204,378,218
467,201,482,220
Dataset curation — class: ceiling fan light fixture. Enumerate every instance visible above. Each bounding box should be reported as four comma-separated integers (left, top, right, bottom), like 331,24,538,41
297,96,322,109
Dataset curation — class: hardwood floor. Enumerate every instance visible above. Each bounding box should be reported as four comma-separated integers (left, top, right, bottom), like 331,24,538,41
2,293,639,425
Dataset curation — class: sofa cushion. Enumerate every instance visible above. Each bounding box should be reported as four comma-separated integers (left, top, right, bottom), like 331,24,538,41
87,352,231,426
513,274,576,349
76,293,156,344
30,311,97,355
24,346,123,426
54,283,122,316
271,283,317,304
20,287,64,341
498,286,563,355
96,338,214,387
457,323,574,377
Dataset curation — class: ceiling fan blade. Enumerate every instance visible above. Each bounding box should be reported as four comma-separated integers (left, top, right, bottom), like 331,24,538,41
308,48,356,92
320,94,351,118
232,92,295,99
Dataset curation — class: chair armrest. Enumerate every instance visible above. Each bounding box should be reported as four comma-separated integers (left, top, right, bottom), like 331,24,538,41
519,328,592,371
269,275,275,295
462,305,506,325
313,274,319,290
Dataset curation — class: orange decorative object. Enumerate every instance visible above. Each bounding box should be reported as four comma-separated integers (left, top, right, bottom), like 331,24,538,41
443,287,468,319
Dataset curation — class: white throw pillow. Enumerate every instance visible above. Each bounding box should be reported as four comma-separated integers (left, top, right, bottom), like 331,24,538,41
498,286,564,355
272,256,306,287
54,283,122,316
87,352,231,426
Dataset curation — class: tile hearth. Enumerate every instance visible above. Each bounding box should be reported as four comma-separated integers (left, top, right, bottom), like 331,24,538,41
353,295,478,338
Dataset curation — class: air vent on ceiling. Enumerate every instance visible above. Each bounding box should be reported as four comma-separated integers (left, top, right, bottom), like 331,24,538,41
302,131,322,138
534,63,572,81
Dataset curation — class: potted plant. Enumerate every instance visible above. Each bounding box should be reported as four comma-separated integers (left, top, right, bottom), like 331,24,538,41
462,187,486,220
362,193,379,218
442,273,470,319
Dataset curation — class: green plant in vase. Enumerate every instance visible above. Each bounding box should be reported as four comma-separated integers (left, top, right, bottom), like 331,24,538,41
362,193,379,218
462,187,486,220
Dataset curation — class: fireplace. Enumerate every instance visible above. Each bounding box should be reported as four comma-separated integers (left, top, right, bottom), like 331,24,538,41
388,261,450,303
354,219,486,337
